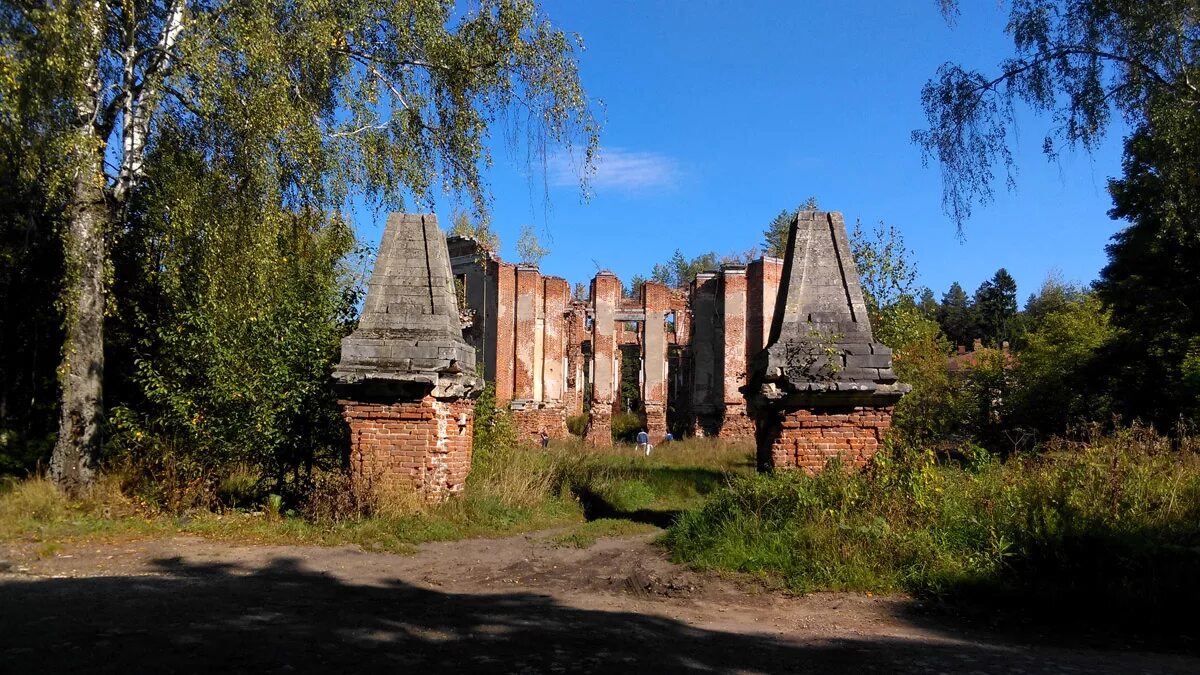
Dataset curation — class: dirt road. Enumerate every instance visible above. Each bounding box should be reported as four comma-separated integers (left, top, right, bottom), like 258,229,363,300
1,530,1195,674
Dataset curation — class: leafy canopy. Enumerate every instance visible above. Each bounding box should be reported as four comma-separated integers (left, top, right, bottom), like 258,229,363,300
915,0,1200,231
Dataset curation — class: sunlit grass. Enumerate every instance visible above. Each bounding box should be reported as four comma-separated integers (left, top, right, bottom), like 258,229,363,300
0,437,754,554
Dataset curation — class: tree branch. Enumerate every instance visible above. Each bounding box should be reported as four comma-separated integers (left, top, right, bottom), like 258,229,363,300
112,0,186,204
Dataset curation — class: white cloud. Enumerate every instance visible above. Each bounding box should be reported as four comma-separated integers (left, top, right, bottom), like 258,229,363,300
550,147,681,194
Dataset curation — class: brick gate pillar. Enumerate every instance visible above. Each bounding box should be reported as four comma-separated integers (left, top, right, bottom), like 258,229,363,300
744,210,909,473
333,214,482,501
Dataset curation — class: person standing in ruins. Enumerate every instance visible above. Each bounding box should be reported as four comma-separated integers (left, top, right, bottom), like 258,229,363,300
636,429,652,456
540,430,550,449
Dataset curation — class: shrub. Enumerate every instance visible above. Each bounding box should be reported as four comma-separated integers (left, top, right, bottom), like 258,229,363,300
216,464,262,509
566,413,590,437
610,412,643,443
666,426,1200,625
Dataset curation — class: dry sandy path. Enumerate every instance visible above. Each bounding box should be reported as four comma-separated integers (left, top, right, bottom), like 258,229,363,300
1,530,1196,674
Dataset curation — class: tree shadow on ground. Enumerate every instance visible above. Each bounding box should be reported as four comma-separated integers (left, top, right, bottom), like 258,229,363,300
2,554,1198,674
573,486,680,528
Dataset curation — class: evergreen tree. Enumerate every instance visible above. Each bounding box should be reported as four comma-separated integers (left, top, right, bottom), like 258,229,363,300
937,282,974,348
1098,120,1200,425
973,268,1018,347
762,196,819,257
918,288,939,319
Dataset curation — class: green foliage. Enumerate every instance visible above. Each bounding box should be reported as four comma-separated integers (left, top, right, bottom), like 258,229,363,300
105,141,358,498
610,412,644,443
516,224,550,266
882,303,965,446
1012,283,1115,434
566,413,590,437
449,210,500,251
651,249,719,288
1099,111,1200,426
625,274,646,298
916,1,1197,230
0,115,63,475
549,518,658,549
472,382,517,462
917,287,938,319
850,219,918,313
0,0,600,486
762,197,819,257
936,282,975,348
972,268,1018,347
2,438,754,551
918,0,1200,429
666,427,1200,624
594,479,656,513
617,345,642,412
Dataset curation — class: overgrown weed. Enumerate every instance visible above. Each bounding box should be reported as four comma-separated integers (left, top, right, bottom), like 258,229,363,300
665,425,1200,628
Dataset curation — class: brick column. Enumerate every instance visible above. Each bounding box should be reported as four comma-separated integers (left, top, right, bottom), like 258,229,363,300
507,275,569,440
746,256,784,361
689,272,719,436
513,265,540,402
564,301,587,417
641,281,669,440
494,262,516,405
585,272,619,445
719,265,754,440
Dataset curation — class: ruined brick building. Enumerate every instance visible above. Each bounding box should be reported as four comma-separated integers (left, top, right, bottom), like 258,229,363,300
446,235,788,445
333,210,907,498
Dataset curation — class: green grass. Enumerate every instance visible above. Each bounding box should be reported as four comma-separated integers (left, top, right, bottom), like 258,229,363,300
548,518,660,549
0,437,755,554
548,438,755,527
664,427,1200,627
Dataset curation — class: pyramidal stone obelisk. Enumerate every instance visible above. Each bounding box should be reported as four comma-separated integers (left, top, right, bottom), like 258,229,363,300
334,213,482,501
744,210,910,473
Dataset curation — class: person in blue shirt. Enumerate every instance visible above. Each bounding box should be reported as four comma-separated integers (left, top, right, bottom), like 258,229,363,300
636,429,652,456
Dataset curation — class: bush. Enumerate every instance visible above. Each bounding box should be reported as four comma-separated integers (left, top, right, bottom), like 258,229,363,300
665,426,1200,625
610,412,643,443
566,413,590,437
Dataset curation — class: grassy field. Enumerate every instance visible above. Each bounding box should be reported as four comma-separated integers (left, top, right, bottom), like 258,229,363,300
663,427,1200,627
0,438,754,553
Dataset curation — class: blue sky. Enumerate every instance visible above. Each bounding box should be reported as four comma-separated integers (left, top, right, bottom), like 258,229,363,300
359,1,1130,304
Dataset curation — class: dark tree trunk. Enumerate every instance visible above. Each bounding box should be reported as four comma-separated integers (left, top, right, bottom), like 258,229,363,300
49,151,108,495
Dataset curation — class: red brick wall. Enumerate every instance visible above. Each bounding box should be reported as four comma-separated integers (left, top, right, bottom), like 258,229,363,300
761,257,782,345
756,406,895,474
494,262,516,405
563,302,587,417
745,257,784,361
340,396,475,501
514,266,541,400
720,269,749,441
586,405,612,446
719,402,755,441
586,274,619,446
642,282,669,439
542,277,569,403
512,405,568,441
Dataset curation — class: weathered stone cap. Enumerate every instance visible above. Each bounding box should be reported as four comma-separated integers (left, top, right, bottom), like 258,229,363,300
334,213,481,400
747,210,910,407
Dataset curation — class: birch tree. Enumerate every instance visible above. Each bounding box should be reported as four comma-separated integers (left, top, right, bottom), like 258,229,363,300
0,0,598,494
